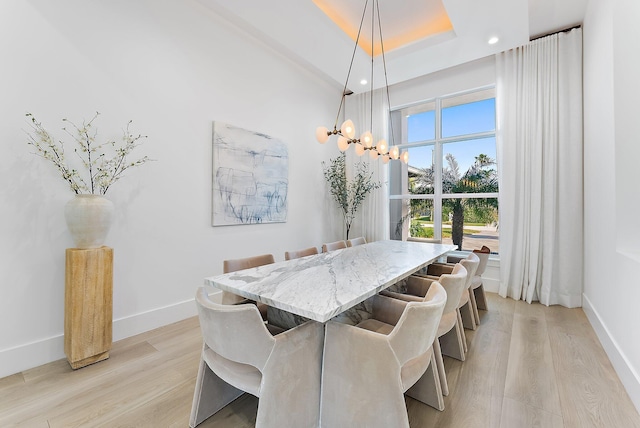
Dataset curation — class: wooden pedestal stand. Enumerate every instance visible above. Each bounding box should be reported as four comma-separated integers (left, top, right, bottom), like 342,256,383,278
64,246,113,369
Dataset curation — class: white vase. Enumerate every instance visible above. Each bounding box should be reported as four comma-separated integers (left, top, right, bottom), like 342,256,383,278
64,195,114,249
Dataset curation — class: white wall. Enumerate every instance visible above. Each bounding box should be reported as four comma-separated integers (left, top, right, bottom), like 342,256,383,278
390,56,496,109
583,0,640,411
0,0,342,378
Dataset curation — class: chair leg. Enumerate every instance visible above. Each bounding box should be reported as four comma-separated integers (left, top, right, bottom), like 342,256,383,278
440,323,465,362
405,351,445,411
432,338,449,396
457,310,468,353
460,299,476,330
190,354,244,427
469,288,480,326
474,284,488,311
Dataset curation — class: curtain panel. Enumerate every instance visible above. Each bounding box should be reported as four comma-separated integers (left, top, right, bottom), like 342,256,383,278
344,88,390,243
496,28,583,307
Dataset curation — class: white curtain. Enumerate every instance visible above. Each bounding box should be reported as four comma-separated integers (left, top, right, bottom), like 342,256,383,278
345,88,389,242
496,28,583,307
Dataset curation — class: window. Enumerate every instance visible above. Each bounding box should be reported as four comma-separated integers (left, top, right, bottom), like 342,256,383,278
389,87,499,254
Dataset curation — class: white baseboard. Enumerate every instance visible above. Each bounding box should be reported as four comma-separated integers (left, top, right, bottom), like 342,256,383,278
583,294,640,414
112,298,197,341
0,298,197,380
483,277,500,293
483,257,501,293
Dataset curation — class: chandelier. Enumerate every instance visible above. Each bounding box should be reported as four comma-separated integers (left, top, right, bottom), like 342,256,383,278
315,0,409,164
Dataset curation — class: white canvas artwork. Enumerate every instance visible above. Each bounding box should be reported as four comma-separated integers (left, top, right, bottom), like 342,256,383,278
212,122,288,226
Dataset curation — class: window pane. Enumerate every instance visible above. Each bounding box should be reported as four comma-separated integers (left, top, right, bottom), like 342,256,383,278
389,199,405,240
442,98,495,138
408,145,435,195
407,110,435,143
441,197,499,253
408,199,435,239
442,137,498,194
389,198,436,241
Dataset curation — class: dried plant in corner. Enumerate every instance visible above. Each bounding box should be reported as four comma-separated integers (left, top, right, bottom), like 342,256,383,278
322,154,380,240
25,112,152,195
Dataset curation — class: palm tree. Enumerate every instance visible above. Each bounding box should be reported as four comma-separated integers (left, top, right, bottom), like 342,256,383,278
415,153,498,250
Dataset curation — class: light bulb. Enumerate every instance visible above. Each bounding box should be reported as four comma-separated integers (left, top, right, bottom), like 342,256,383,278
401,151,409,164
337,136,349,152
382,155,390,164
376,139,388,155
360,131,373,148
355,143,365,156
369,150,379,159
316,126,329,144
389,146,399,160
341,120,355,139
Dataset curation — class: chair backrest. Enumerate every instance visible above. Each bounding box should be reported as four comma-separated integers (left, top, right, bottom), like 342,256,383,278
388,281,447,366
284,246,319,260
223,254,275,273
438,263,468,314
473,246,490,276
346,237,367,247
460,252,479,290
195,288,275,371
322,240,347,252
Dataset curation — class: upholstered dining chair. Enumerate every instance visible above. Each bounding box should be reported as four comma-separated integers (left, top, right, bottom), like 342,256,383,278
446,246,490,325
322,240,347,252
469,245,491,325
424,252,479,333
284,246,318,260
381,264,468,398
190,288,324,428
470,248,490,323
346,236,367,247
320,282,447,427
223,254,275,320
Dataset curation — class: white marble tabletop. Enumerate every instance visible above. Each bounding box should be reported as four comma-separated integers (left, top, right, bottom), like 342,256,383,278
204,240,457,323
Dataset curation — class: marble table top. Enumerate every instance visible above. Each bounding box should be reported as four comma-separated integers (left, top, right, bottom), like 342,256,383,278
204,240,457,323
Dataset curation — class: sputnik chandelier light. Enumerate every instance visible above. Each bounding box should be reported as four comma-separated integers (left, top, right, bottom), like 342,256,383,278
315,0,409,164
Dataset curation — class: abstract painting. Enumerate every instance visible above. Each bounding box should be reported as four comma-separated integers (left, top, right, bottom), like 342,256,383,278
212,122,288,226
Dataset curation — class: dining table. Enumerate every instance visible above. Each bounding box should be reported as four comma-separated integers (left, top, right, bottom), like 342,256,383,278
204,240,457,324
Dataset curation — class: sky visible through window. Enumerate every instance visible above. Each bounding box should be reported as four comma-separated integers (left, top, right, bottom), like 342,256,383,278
407,98,496,173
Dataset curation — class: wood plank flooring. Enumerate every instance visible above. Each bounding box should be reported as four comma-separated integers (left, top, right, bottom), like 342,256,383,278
1,293,639,427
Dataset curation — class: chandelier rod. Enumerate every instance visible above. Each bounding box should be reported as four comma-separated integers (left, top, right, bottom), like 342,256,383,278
333,0,370,131
369,0,375,134
376,0,396,148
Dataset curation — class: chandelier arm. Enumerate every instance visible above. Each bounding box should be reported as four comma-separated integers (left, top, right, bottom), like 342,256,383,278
334,0,370,131
376,0,395,148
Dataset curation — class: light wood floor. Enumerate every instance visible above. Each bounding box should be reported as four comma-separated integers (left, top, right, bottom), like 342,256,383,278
1,293,639,427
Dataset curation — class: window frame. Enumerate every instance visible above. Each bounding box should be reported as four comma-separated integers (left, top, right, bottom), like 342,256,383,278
389,86,498,248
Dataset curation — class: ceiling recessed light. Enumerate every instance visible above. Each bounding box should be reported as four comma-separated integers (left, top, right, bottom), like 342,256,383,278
488,37,499,45
360,79,368,85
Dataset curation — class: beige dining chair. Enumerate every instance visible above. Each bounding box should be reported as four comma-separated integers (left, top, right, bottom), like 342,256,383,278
381,264,468,398
470,249,490,323
321,282,447,427
427,252,481,332
447,245,491,325
223,254,275,320
322,240,347,252
190,288,324,428
284,246,318,260
346,236,367,247
446,246,491,324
